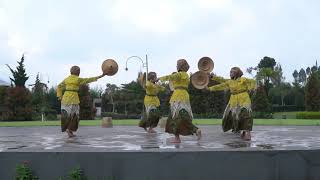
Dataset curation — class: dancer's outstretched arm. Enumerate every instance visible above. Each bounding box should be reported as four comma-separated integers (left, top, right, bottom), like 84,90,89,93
79,73,106,85
159,72,187,82
208,81,229,91
243,77,257,91
211,75,229,83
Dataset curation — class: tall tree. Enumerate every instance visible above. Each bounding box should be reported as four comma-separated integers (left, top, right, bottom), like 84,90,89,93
272,64,285,87
292,85,305,107
255,57,278,95
90,86,103,99
269,82,291,106
47,87,60,114
252,86,271,112
306,67,311,77
120,81,145,114
293,70,299,84
31,73,48,115
311,66,318,73
6,54,29,87
258,56,277,70
102,83,119,113
79,84,95,120
305,72,320,111
298,68,307,86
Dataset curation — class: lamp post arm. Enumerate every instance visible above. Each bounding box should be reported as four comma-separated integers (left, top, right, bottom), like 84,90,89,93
125,55,149,87
125,56,144,68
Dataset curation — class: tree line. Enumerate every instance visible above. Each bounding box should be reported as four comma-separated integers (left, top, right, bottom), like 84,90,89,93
0,55,319,121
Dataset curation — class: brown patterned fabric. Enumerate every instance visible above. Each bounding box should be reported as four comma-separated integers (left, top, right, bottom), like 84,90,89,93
61,104,80,132
222,107,253,132
139,108,161,129
165,109,198,136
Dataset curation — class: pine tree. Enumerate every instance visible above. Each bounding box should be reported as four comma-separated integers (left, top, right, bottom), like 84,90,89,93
4,54,32,120
305,72,320,111
31,73,48,118
47,87,60,114
6,54,29,87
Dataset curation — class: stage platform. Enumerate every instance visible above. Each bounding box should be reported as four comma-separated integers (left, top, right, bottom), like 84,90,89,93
0,126,320,179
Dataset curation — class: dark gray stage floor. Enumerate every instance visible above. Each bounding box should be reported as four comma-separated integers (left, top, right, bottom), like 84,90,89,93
1,125,320,152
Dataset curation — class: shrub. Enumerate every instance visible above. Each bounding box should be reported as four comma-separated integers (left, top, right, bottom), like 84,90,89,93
296,112,320,119
68,167,86,180
193,112,223,119
15,161,38,180
4,86,32,121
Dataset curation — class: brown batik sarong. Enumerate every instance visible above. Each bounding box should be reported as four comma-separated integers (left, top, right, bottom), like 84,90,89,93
165,102,198,136
139,106,161,130
222,104,253,132
61,104,80,132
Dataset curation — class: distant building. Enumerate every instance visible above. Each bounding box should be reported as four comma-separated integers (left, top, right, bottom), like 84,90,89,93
93,98,102,117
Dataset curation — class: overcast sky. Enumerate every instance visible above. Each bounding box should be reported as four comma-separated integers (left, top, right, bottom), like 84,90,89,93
0,0,319,89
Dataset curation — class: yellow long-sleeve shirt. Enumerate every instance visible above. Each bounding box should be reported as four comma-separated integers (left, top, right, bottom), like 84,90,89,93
144,81,165,107
159,72,190,104
57,75,99,105
209,76,256,108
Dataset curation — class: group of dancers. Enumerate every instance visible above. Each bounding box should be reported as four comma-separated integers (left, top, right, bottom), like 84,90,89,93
57,59,256,143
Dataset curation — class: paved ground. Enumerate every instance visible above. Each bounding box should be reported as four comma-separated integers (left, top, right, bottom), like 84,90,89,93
0,126,320,152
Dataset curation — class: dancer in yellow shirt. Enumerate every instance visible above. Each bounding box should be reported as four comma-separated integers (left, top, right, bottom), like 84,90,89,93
159,59,202,143
207,67,256,140
139,72,165,133
57,66,106,137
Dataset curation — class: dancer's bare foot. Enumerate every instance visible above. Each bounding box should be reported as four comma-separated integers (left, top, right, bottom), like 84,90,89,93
242,131,251,141
196,129,202,140
241,131,245,138
147,128,156,134
171,135,181,143
66,129,74,138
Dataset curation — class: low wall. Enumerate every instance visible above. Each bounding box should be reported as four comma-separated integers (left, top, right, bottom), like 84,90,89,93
1,150,320,180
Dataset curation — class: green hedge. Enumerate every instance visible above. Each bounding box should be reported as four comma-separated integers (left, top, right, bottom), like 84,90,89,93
252,112,273,119
272,105,305,112
296,112,320,119
101,112,141,119
193,113,223,119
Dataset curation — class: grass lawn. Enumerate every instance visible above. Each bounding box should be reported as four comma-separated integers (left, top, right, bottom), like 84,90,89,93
1,118,320,127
